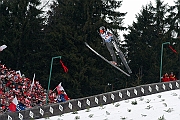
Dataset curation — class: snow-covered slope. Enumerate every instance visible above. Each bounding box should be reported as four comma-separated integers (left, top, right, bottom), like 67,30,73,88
37,89,180,120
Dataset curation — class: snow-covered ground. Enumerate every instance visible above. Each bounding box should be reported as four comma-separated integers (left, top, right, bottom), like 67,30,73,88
37,89,180,120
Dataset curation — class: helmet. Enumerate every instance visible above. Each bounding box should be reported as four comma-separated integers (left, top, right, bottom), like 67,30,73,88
99,26,106,34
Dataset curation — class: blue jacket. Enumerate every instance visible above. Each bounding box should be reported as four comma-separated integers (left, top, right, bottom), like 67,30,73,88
57,94,66,102
16,103,26,111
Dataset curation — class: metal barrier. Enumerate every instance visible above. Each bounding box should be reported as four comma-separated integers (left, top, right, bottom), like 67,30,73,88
1,80,179,120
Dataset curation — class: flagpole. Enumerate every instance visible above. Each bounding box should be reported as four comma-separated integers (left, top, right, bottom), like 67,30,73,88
52,87,57,92
46,56,61,104
48,87,57,95
160,42,170,82
30,73,35,92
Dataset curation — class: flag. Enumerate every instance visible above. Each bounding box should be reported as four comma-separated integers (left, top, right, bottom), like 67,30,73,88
0,45,7,51
169,45,178,54
16,70,22,78
60,60,68,73
56,82,65,94
30,73,35,91
56,82,70,102
9,96,18,112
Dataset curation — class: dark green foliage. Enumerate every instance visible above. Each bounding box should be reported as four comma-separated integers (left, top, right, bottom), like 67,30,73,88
166,0,180,78
0,0,45,75
0,0,179,99
43,0,127,98
2,0,128,98
124,0,180,85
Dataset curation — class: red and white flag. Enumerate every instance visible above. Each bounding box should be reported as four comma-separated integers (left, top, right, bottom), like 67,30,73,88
56,82,65,94
56,82,70,100
60,60,68,73
9,96,18,112
169,45,178,54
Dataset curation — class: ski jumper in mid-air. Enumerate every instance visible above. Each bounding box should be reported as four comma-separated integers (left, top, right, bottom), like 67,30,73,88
84,26,132,76
99,26,117,65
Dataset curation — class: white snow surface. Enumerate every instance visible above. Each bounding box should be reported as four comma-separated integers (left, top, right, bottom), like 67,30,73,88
37,89,180,120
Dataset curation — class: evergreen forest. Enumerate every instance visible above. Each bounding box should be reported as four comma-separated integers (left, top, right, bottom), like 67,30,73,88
0,0,180,99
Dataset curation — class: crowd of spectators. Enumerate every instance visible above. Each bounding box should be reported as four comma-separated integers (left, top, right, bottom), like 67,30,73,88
162,72,177,82
0,63,69,114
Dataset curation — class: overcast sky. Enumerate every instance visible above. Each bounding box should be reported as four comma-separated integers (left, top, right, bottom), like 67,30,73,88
40,0,175,27
117,0,176,39
119,0,175,27
40,0,176,39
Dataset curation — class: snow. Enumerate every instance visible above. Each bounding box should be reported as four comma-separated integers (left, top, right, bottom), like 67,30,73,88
36,89,180,120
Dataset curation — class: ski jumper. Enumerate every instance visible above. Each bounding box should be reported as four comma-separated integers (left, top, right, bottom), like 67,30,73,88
100,31,117,63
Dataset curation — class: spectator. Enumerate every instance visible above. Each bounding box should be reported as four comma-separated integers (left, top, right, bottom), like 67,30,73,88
0,63,70,114
169,72,177,81
162,73,170,82
56,90,70,103
16,99,26,111
48,90,57,103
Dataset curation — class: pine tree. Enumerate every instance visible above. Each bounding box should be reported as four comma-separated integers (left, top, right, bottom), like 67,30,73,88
0,0,46,79
44,0,127,98
124,0,170,85
166,0,180,79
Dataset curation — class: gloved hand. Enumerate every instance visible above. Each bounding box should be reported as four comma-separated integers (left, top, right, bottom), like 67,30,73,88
101,40,105,45
105,36,113,42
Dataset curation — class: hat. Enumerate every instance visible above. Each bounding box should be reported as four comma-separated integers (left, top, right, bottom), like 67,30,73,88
99,26,106,34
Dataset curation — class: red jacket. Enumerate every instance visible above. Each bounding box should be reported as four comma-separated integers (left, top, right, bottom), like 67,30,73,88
169,75,177,81
64,94,70,100
162,76,170,82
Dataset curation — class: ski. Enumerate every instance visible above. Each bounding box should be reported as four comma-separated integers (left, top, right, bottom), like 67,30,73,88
85,42,130,77
111,40,132,74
